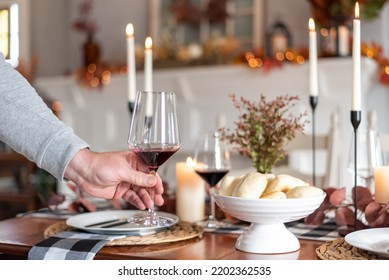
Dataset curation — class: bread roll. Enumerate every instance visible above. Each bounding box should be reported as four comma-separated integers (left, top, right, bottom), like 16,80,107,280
232,172,268,198
264,173,276,187
260,191,287,199
219,175,241,196
285,186,324,198
264,174,309,194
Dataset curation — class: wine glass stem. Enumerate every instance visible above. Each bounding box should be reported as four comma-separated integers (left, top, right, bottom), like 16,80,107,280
148,187,155,212
147,170,157,217
209,186,216,221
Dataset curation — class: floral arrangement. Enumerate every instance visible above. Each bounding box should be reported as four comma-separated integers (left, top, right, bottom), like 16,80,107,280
220,94,308,173
307,0,388,26
72,0,98,35
306,186,389,229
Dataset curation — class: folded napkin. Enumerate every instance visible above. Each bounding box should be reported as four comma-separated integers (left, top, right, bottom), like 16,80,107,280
28,231,125,260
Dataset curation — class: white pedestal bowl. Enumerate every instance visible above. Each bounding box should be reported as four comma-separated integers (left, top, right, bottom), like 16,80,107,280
212,189,326,254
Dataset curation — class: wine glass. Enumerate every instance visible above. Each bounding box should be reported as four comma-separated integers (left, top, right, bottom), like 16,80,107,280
193,130,231,228
347,130,383,192
128,91,180,226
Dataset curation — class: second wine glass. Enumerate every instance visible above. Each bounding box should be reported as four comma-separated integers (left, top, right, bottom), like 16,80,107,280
347,130,383,192
193,130,231,228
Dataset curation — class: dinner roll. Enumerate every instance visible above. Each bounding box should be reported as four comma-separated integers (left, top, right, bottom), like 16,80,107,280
260,191,287,199
285,186,324,198
264,174,309,194
219,175,241,196
232,172,268,198
264,173,276,186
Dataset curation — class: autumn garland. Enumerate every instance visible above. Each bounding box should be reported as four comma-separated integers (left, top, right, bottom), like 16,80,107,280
362,42,389,86
242,43,389,87
307,0,388,26
306,186,389,229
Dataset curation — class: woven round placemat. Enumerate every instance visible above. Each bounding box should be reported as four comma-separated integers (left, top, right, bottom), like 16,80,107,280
44,221,204,246
316,238,389,260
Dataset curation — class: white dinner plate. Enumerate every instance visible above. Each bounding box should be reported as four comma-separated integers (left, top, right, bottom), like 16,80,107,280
66,210,179,235
345,228,389,258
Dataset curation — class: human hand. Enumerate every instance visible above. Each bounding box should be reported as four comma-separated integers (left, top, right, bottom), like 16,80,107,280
64,149,164,210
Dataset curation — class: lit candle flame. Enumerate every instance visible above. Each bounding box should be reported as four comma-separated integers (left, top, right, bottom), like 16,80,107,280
186,157,194,167
145,37,153,50
355,2,359,19
126,23,134,37
308,18,315,31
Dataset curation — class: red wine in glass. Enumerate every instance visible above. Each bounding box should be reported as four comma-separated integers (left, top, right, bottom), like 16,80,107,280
195,170,229,186
134,147,180,171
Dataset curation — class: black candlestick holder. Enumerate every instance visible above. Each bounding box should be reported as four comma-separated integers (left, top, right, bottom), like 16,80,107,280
310,96,318,186
351,110,361,232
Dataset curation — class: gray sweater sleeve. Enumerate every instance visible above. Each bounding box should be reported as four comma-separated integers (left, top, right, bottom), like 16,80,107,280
0,53,89,180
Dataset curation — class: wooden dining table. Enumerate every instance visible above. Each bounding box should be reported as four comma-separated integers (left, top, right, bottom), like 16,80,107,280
0,215,324,260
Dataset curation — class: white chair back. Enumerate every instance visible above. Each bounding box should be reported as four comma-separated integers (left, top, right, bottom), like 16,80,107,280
273,109,340,188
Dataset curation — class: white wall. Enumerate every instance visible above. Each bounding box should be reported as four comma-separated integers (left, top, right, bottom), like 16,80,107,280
31,0,69,76
361,4,389,133
30,0,149,77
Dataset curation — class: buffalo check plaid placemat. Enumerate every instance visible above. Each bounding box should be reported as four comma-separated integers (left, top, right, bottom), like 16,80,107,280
28,231,125,260
205,219,340,242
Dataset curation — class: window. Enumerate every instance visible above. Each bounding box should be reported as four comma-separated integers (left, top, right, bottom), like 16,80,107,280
150,0,265,51
0,3,19,67
0,7,10,58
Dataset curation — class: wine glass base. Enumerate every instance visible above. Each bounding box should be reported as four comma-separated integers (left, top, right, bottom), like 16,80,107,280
196,218,235,229
128,212,175,227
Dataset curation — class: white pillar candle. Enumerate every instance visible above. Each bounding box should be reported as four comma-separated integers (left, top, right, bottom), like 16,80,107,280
126,23,136,103
144,37,153,116
176,157,205,223
374,166,389,204
352,3,361,111
308,18,318,97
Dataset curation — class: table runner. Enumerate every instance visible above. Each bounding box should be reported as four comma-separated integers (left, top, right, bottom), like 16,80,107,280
28,219,339,259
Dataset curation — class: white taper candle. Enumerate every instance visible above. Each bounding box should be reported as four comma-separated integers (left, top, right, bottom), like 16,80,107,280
126,23,136,103
144,37,153,116
309,18,319,97
352,3,361,111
